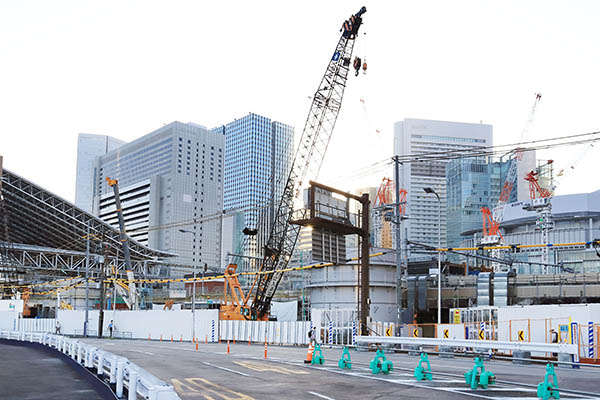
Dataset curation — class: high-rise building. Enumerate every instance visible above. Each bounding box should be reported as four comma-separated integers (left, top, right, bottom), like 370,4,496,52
92,122,225,272
446,157,505,249
215,113,294,272
75,134,125,213
394,118,493,248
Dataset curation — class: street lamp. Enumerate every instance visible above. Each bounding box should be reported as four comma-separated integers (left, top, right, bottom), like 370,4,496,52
179,228,197,340
424,187,442,325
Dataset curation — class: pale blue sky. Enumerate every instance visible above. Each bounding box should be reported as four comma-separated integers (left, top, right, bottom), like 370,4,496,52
1,1,599,200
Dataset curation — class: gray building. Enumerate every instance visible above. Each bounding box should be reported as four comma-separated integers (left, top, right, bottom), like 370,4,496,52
92,122,225,272
215,113,294,273
394,119,493,248
75,134,125,213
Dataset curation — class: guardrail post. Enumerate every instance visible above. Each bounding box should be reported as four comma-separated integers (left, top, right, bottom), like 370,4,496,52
128,370,138,400
77,344,83,363
116,360,125,397
110,356,117,384
97,352,104,376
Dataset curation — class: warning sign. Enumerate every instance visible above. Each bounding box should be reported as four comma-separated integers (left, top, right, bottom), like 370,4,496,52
453,310,461,324
478,329,485,340
443,329,449,339
385,326,393,337
518,330,525,342
413,328,419,338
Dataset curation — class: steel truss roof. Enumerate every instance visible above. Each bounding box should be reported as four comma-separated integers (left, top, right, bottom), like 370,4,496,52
1,169,172,278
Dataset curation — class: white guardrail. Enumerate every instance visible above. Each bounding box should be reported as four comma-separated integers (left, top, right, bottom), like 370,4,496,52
0,330,180,400
355,335,578,356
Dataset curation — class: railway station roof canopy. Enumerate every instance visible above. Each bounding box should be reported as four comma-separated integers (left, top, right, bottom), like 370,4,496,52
0,168,171,261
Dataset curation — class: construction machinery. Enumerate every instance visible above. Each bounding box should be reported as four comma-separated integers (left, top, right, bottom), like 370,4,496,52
221,7,368,320
522,163,554,273
105,177,139,310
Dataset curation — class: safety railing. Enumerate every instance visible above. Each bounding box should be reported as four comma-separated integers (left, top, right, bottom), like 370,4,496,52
0,330,180,400
355,335,579,356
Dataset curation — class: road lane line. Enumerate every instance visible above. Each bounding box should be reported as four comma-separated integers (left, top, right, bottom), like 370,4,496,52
201,361,253,377
129,349,156,356
308,391,336,400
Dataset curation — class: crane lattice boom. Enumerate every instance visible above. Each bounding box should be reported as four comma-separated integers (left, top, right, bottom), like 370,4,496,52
251,7,367,318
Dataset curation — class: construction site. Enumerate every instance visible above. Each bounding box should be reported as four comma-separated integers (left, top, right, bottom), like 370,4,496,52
1,3,600,400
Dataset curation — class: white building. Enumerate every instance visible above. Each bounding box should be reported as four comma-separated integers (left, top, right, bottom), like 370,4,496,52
394,118,493,247
75,134,125,213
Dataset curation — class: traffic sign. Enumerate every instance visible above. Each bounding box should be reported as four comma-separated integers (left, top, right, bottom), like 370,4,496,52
413,328,419,338
478,329,484,340
518,330,525,341
385,326,393,337
443,329,449,339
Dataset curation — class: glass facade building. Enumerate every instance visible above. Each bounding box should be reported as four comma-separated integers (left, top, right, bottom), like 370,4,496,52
446,157,510,249
215,113,294,272
75,134,125,213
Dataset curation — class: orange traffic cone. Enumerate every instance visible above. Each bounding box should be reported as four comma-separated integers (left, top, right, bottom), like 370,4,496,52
195,342,198,351
304,342,314,364
227,340,230,354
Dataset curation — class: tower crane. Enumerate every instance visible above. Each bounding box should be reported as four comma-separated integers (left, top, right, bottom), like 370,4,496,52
221,7,368,321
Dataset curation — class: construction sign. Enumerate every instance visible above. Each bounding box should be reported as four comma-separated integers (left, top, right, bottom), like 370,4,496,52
478,329,485,340
413,328,419,338
443,329,449,339
518,330,525,342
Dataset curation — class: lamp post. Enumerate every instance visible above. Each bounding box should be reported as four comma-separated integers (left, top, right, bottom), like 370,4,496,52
424,187,442,325
179,229,197,340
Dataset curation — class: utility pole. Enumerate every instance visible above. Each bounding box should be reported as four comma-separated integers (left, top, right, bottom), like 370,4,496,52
84,221,90,337
393,156,402,325
98,228,106,338
360,193,370,335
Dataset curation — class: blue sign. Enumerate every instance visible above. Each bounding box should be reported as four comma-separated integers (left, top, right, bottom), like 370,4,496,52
332,51,340,62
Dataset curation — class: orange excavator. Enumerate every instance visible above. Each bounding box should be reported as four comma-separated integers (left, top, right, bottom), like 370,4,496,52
219,264,267,321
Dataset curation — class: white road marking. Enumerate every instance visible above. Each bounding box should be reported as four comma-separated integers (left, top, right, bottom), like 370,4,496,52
129,349,156,356
201,361,253,377
308,391,336,400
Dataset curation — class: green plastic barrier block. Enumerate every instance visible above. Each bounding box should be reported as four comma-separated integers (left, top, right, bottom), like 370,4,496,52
370,349,393,375
464,357,496,389
537,363,560,400
311,343,325,365
414,353,433,381
338,346,352,369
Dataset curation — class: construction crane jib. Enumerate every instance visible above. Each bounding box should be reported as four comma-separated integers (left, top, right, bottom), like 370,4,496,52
246,7,367,320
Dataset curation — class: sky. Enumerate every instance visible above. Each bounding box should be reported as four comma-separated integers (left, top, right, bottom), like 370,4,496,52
1,0,600,202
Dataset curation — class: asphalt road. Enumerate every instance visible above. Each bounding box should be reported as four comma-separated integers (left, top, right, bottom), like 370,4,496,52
80,338,600,400
0,340,113,400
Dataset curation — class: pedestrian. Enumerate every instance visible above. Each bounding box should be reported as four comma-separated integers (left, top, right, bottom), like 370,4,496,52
108,320,114,339
308,326,317,345
550,328,558,357
550,328,558,343
55,321,61,335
